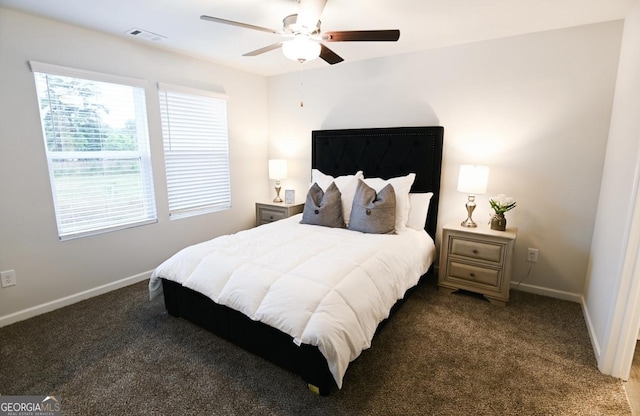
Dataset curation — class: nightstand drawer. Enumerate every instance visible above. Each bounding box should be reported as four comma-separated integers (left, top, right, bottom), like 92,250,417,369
448,261,501,287
450,237,504,264
259,208,286,223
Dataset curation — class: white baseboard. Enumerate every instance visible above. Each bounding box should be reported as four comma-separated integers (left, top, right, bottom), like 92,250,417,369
510,281,583,303
581,297,602,361
0,271,152,328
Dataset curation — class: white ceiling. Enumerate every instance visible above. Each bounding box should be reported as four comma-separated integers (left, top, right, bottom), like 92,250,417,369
0,0,635,76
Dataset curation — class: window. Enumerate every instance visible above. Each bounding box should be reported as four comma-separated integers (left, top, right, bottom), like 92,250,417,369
158,83,231,219
31,62,157,240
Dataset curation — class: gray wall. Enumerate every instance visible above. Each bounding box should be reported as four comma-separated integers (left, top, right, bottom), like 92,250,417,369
0,8,270,323
0,6,629,329
267,21,623,300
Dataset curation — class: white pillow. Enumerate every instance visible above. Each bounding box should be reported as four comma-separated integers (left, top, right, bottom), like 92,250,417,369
363,173,416,231
311,169,364,226
406,192,433,231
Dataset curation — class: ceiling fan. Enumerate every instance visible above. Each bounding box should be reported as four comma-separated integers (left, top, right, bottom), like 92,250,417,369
200,0,400,65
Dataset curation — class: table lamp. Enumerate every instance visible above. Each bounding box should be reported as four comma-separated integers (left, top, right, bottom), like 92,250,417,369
268,159,288,203
457,164,490,227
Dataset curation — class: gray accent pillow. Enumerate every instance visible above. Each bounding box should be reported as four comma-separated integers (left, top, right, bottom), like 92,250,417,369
348,180,397,234
300,182,346,228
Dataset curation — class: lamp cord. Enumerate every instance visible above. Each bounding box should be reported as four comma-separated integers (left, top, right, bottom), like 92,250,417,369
514,261,534,291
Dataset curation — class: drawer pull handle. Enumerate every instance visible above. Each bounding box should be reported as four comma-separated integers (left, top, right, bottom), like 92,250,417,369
472,249,479,254
270,216,274,220
470,273,476,277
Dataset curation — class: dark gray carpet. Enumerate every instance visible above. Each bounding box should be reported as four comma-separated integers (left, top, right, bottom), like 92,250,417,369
0,278,631,415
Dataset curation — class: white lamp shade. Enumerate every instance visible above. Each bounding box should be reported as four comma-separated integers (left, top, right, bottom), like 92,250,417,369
457,165,489,194
268,159,288,180
282,37,321,62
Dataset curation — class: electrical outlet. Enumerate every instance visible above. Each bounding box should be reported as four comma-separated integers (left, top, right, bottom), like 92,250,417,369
1,270,16,287
527,248,539,263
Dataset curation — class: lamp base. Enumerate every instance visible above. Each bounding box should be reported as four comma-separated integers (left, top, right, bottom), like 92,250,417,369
461,195,477,227
273,182,283,203
460,217,478,228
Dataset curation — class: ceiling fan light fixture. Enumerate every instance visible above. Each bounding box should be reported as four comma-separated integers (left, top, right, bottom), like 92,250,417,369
201,0,400,66
282,37,321,63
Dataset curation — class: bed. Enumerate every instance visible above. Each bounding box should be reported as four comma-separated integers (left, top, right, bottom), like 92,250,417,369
149,126,444,395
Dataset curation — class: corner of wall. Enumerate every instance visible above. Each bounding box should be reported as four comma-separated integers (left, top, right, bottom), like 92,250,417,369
581,295,602,362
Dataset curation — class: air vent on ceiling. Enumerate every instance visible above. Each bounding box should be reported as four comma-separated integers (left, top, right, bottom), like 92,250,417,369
126,28,166,42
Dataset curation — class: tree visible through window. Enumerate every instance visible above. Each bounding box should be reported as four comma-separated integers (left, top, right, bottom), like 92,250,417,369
31,62,157,240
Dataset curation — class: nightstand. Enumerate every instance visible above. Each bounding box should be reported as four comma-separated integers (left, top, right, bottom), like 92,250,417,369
255,201,304,226
438,222,518,306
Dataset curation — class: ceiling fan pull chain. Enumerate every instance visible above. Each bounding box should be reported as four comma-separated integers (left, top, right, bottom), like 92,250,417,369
299,63,304,108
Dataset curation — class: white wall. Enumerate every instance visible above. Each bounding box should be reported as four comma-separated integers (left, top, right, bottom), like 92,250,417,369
0,7,627,325
267,21,623,300
0,8,270,323
583,1,640,371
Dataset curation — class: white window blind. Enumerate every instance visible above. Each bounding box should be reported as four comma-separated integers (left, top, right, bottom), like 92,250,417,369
158,83,231,219
30,61,157,240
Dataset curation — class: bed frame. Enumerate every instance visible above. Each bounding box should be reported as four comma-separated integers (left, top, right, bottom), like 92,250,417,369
161,126,444,395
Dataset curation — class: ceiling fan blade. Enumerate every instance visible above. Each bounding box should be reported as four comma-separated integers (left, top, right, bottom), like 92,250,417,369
242,42,283,57
324,30,400,42
297,0,328,31
200,15,278,35
319,44,344,65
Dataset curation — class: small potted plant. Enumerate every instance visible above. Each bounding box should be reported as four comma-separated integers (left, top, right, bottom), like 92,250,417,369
489,194,516,231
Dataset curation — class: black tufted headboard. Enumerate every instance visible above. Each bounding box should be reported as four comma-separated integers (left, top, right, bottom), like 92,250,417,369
311,126,444,239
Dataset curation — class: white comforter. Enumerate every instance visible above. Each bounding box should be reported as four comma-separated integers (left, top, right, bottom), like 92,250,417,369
149,214,435,388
